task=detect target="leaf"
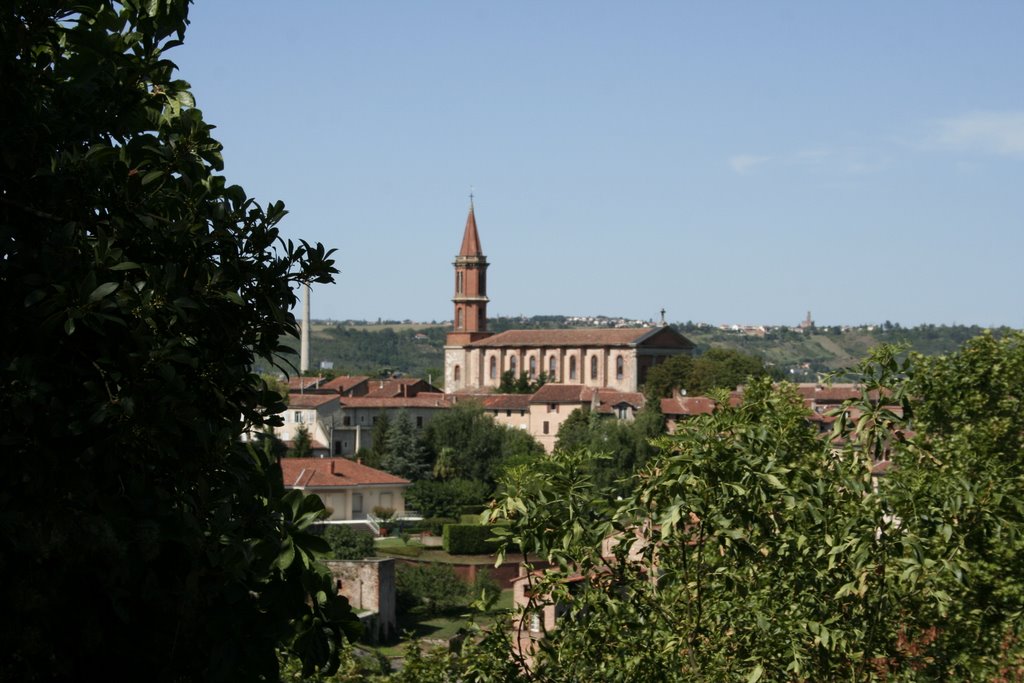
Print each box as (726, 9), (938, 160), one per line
(109, 261), (141, 271)
(746, 664), (764, 683)
(88, 281), (119, 302)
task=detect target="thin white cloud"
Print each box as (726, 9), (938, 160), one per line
(932, 111), (1024, 157)
(728, 154), (769, 174)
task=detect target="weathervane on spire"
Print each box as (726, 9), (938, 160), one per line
(469, 185), (474, 207)
(660, 308), (666, 325)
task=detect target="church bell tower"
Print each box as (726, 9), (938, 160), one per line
(447, 198), (491, 346)
(444, 198), (492, 391)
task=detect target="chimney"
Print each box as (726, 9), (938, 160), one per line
(300, 283), (311, 373)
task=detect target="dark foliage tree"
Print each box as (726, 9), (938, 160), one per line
(289, 423), (313, 457)
(362, 411), (390, 469)
(0, 3), (356, 680)
(381, 410), (430, 480)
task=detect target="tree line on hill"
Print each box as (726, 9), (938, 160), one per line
(293, 318), (1015, 383)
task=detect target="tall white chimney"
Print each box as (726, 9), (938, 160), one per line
(300, 283), (311, 373)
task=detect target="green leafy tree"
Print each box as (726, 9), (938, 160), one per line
(642, 354), (695, 401)
(687, 347), (772, 394)
(470, 338), (1024, 681)
(423, 401), (543, 483)
(0, 3), (356, 680)
(290, 423), (314, 457)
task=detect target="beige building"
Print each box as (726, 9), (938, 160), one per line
(280, 457), (410, 521)
(442, 202), (695, 394)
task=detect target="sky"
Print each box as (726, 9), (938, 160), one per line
(172, 1), (1024, 328)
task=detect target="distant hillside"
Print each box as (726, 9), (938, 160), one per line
(287, 318), (1016, 383)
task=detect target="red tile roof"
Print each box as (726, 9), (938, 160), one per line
(287, 393), (339, 408)
(320, 375), (370, 393)
(280, 457), (410, 488)
(364, 378), (442, 398)
(529, 383), (591, 403)
(466, 327), (667, 348)
(288, 376), (327, 391)
(339, 395), (452, 409)
(660, 396), (719, 416)
(480, 394), (534, 411)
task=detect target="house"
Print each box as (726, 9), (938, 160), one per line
(280, 457), (410, 522)
(275, 392), (343, 456)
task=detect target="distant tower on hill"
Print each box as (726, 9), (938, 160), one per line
(799, 310), (815, 330)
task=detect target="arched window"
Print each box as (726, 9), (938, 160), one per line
(529, 356), (537, 378)
(489, 356), (497, 380)
(590, 355), (598, 380)
(456, 271), (464, 294)
(456, 308), (463, 329)
(548, 356), (557, 380)
(510, 356), (517, 376)
(569, 356), (577, 380)
(454, 365), (461, 382)
(616, 355), (624, 380)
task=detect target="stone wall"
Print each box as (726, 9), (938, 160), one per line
(324, 558), (396, 643)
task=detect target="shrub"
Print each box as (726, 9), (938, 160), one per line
(395, 563), (467, 616)
(406, 517), (458, 535)
(443, 524), (499, 555)
(321, 525), (375, 560)
(405, 479), (491, 518)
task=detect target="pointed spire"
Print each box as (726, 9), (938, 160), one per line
(458, 197), (483, 257)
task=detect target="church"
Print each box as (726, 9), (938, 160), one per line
(443, 202), (695, 393)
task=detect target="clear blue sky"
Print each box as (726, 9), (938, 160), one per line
(173, 1), (1023, 328)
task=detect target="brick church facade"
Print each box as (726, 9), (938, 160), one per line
(443, 202), (695, 393)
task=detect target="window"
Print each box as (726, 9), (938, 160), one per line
(343, 416), (351, 426)
(616, 355), (624, 380)
(617, 405), (628, 419)
(372, 416), (377, 424)
(454, 365), (461, 382)
(293, 410), (303, 423)
(530, 612), (542, 633)
(510, 356), (517, 376)
(352, 493), (363, 514)
(456, 271), (463, 294)
(543, 421), (550, 435)
(548, 403), (557, 413)
(529, 356), (537, 378)
(416, 416), (423, 428)
(506, 409), (512, 417)
(590, 355), (598, 380)
(520, 409), (526, 416)
(333, 440), (341, 455)
(456, 308), (463, 329)
(569, 356), (577, 380)
(548, 356), (557, 380)
(380, 492), (393, 509)
(489, 356), (497, 380)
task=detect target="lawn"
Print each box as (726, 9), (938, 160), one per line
(373, 589), (514, 657)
